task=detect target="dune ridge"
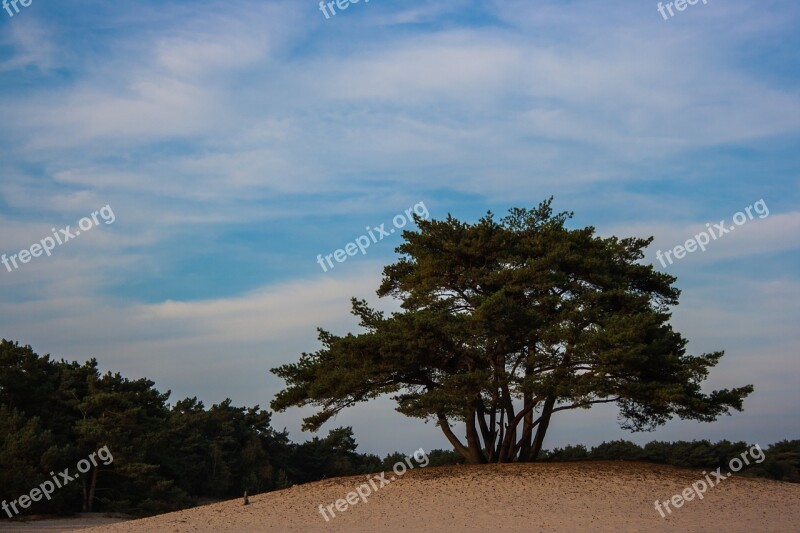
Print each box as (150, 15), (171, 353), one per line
(76, 461), (800, 532)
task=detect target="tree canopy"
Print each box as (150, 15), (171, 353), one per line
(0, 339), (383, 517)
(271, 199), (754, 463)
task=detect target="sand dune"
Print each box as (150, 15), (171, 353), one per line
(76, 461), (800, 532)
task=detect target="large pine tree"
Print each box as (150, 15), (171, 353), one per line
(271, 199), (753, 463)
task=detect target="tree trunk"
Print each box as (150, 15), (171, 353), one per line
(496, 409), (505, 462)
(497, 400), (532, 462)
(465, 404), (487, 464)
(518, 344), (537, 460)
(488, 396), (497, 461)
(497, 383), (517, 462)
(528, 396), (556, 462)
(82, 477), (88, 512)
(87, 465), (98, 512)
(518, 372), (535, 459)
(437, 412), (471, 462)
(518, 403), (534, 460)
(475, 402), (494, 460)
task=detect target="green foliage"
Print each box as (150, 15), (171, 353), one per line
(0, 339), (388, 517)
(591, 440), (645, 460)
(0, 406), (75, 514)
(289, 427), (381, 483)
(542, 444), (589, 460)
(271, 200), (753, 463)
(424, 448), (467, 467)
(745, 440), (800, 482)
(541, 439), (800, 483)
(378, 448), (465, 470)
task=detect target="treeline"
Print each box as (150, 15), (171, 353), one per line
(1, 340), (796, 519)
(541, 439), (800, 482)
(0, 340), (460, 517)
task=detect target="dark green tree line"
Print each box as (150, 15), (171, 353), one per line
(542, 439), (800, 482)
(0, 340), (381, 517)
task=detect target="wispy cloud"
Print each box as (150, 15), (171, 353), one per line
(0, 0), (798, 453)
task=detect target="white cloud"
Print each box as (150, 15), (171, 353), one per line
(3, 0), (799, 212)
(0, 19), (55, 71)
(0, 264), (389, 414)
(1, 0), (798, 454)
(610, 210), (800, 266)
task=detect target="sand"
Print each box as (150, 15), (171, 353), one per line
(70, 461), (799, 532)
(0, 514), (128, 532)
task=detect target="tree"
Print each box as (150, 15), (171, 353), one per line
(74, 370), (172, 512)
(271, 199), (753, 464)
(289, 427), (379, 484)
(755, 440), (800, 482)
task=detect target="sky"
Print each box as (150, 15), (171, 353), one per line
(0, 0), (798, 457)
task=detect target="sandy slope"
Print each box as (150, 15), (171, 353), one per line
(76, 461), (799, 532)
(0, 514), (128, 531)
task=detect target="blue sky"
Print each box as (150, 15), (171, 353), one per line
(1, 0), (798, 456)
